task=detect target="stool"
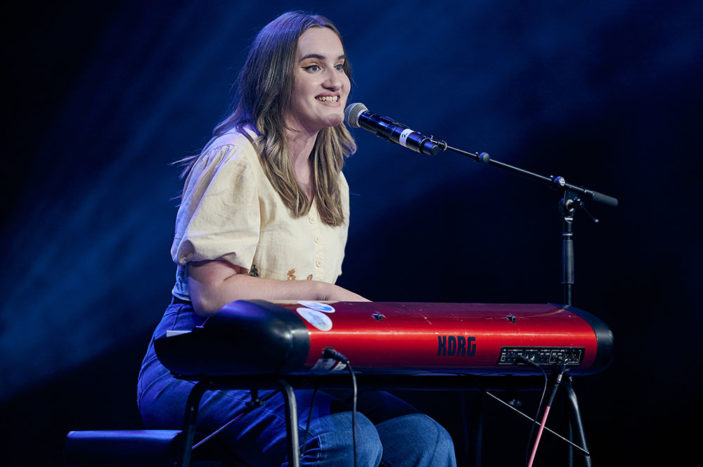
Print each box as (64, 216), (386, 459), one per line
(64, 429), (226, 466)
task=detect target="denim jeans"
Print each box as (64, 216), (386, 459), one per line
(138, 302), (457, 466)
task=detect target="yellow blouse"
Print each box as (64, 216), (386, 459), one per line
(170, 129), (350, 300)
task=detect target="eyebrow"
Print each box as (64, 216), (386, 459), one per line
(298, 53), (346, 63)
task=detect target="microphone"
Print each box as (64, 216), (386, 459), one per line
(344, 103), (441, 156)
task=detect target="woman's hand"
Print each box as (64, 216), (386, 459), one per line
(321, 284), (370, 302)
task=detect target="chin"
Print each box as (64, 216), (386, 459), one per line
(324, 113), (344, 128)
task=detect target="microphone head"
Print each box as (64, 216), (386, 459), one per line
(344, 103), (367, 128)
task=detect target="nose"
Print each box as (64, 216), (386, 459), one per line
(322, 68), (342, 90)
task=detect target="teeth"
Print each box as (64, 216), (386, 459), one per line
(317, 96), (339, 102)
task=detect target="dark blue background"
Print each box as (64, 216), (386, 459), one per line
(2, 1), (701, 465)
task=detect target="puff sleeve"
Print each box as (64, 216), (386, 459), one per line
(170, 143), (260, 271)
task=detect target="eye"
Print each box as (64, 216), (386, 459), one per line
(303, 64), (320, 72)
(335, 63), (345, 72)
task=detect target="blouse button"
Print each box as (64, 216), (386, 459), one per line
(314, 235), (321, 244)
(315, 259), (322, 268)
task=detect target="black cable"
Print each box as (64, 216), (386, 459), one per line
(517, 357), (549, 466)
(299, 385), (319, 462)
(322, 347), (356, 467)
(527, 364), (568, 467)
(347, 362), (358, 467)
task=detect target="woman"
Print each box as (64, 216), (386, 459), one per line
(137, 11), (456, 466)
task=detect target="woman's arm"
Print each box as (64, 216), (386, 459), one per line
(188, 260), (368, 315)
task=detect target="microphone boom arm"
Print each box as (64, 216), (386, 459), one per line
(434, 141), (619, 208)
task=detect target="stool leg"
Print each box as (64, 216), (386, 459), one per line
(180, 381), (209, 467)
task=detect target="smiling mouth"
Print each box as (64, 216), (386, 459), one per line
(316, 96), (339, 102)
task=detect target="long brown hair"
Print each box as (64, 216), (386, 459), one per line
(185, 11), (356, 226)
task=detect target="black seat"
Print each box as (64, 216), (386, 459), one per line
(64, 429), (231, 466)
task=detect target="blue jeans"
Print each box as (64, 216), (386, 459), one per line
(138, 302), (457, 466)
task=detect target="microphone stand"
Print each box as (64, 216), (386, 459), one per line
(430, 140), (617, 467)
(431, 141), (618, 307)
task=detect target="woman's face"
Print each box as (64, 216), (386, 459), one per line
(286, 27), (350, 135)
